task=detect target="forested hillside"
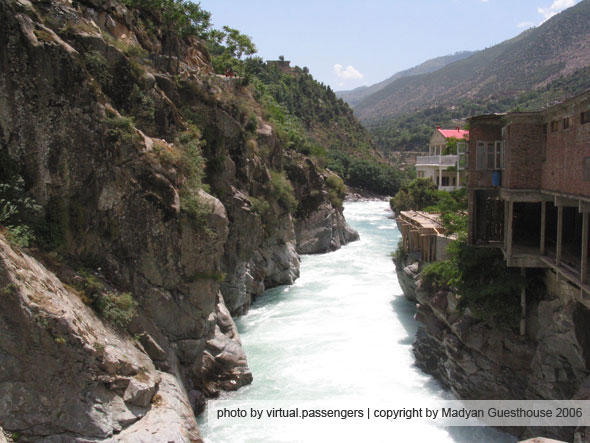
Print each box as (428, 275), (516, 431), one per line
(351, 0), (590, 153)
(336, 51), (474, 107)
(241, 59), (405, 194)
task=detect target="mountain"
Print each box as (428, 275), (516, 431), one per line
(336, 51), (475, 107)
(355, 0), (590, 125)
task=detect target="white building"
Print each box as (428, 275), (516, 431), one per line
(415, 126), (469, 191)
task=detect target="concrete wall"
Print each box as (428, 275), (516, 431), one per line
(429, 131), (446, 155)
(435, 235), (453, 261)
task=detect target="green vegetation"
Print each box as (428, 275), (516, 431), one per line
(0, 173), (40, 249)
(269, 170), (298, 214)
(390, 178), (438, 213)
(74, 270), (138, 329)
(249, 196), (270, 216)
(420, 242), (525, 328)
(104, 115), (135, 142)
(123, 0), (213, 70)
(368, 65), (590, 154)
(390, 178), (467, 235)
(128, 84), (156, 123)
(84, 50), (112, 89)
(176, 128), (210, 224)
(208, 26), (257, 75)
(325, 175), (345, 208)
(95, 292), (138, 328)
(391, 179), (523, 328)
(241, 58), (405, 195)
(327, 151), (404, 195)
(1, 284), (16, 297)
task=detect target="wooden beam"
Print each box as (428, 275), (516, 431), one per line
(540, 201), (546, 255)
(557, 205), (563, 266)
(520, 268), (526, 337)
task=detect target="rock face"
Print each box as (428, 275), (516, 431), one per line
(393, 254), (420, 302)
(0, 235), (200, 442)
(294, 202), (359, 254)
(0, 0), (358, 440)
(396, 255), (590, 441)
(288, 159), (359, 255)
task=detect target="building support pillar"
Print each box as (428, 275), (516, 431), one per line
(557, 205), (563, 266)
(439, 168), (443, 189)
(520, 268), (526, 337)
(507, 200), (514, 261)
(540, 201), (546, 256)
(582, 211), (588, 284)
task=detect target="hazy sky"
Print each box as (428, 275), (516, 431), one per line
(198, 0), (581, 91)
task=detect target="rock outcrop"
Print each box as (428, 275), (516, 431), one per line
(393, 253), (420, 302)
(0, 234), (201, 442)
(0, 0), (358, 440)
(396, 255), (590, 441)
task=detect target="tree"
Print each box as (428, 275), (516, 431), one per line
(124, 0), (213, 71)
(390, 178), (438, 213)
(209, 26), (257, 74)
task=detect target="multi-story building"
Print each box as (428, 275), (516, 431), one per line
(416, 126), (469, 191)
(467, 90), (590, 295)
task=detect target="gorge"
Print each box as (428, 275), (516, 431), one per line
(197, 201), (513, 443)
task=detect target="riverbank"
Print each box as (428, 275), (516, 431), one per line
(394, 249), (590, 442)
(199, 201), (513, 442)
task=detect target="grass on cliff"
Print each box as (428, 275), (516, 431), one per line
(0, 171), (40, 249)
(325, 174), (345, 208)
(269, 170), (298, 214)
(420, 242), (525, 328)
(74, 270), (138, 329)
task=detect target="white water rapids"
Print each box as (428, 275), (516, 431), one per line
(198, 201), (515, 442)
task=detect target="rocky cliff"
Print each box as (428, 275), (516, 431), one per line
(0, 0), (358, 440)
(395, 254), (590, 441)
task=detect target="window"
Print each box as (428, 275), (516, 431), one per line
(550, 120), (559, 132)
(584, 158), (590, 181)
(476, 141), (504, 170)
(563, 117), (570, 130)
(457, 142), (468, 170)
(582, 110), (590, 125)
(417, 171), (424, 178)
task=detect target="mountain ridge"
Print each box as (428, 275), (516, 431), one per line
(354, 0), (590, 124)
(336, 51), (475, 107)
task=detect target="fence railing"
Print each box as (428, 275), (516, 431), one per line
(415, 155), (458, 166)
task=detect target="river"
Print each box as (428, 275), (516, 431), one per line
(198, 200), (515, 443)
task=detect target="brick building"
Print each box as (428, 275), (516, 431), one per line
(468, 90), (590, 296)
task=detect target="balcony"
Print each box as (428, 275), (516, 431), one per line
(415, 155), (458, 167)
(439, 185), (462, 192)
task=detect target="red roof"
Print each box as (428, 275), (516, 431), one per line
(438, 128), (469, 140)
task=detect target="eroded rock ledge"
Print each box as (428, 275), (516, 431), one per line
(395, 254), (590, 442)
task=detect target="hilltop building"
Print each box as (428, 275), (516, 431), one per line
(467, 90), (590, 298)
(415, 127), (468, 191)
(266, 59), (294, 74)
